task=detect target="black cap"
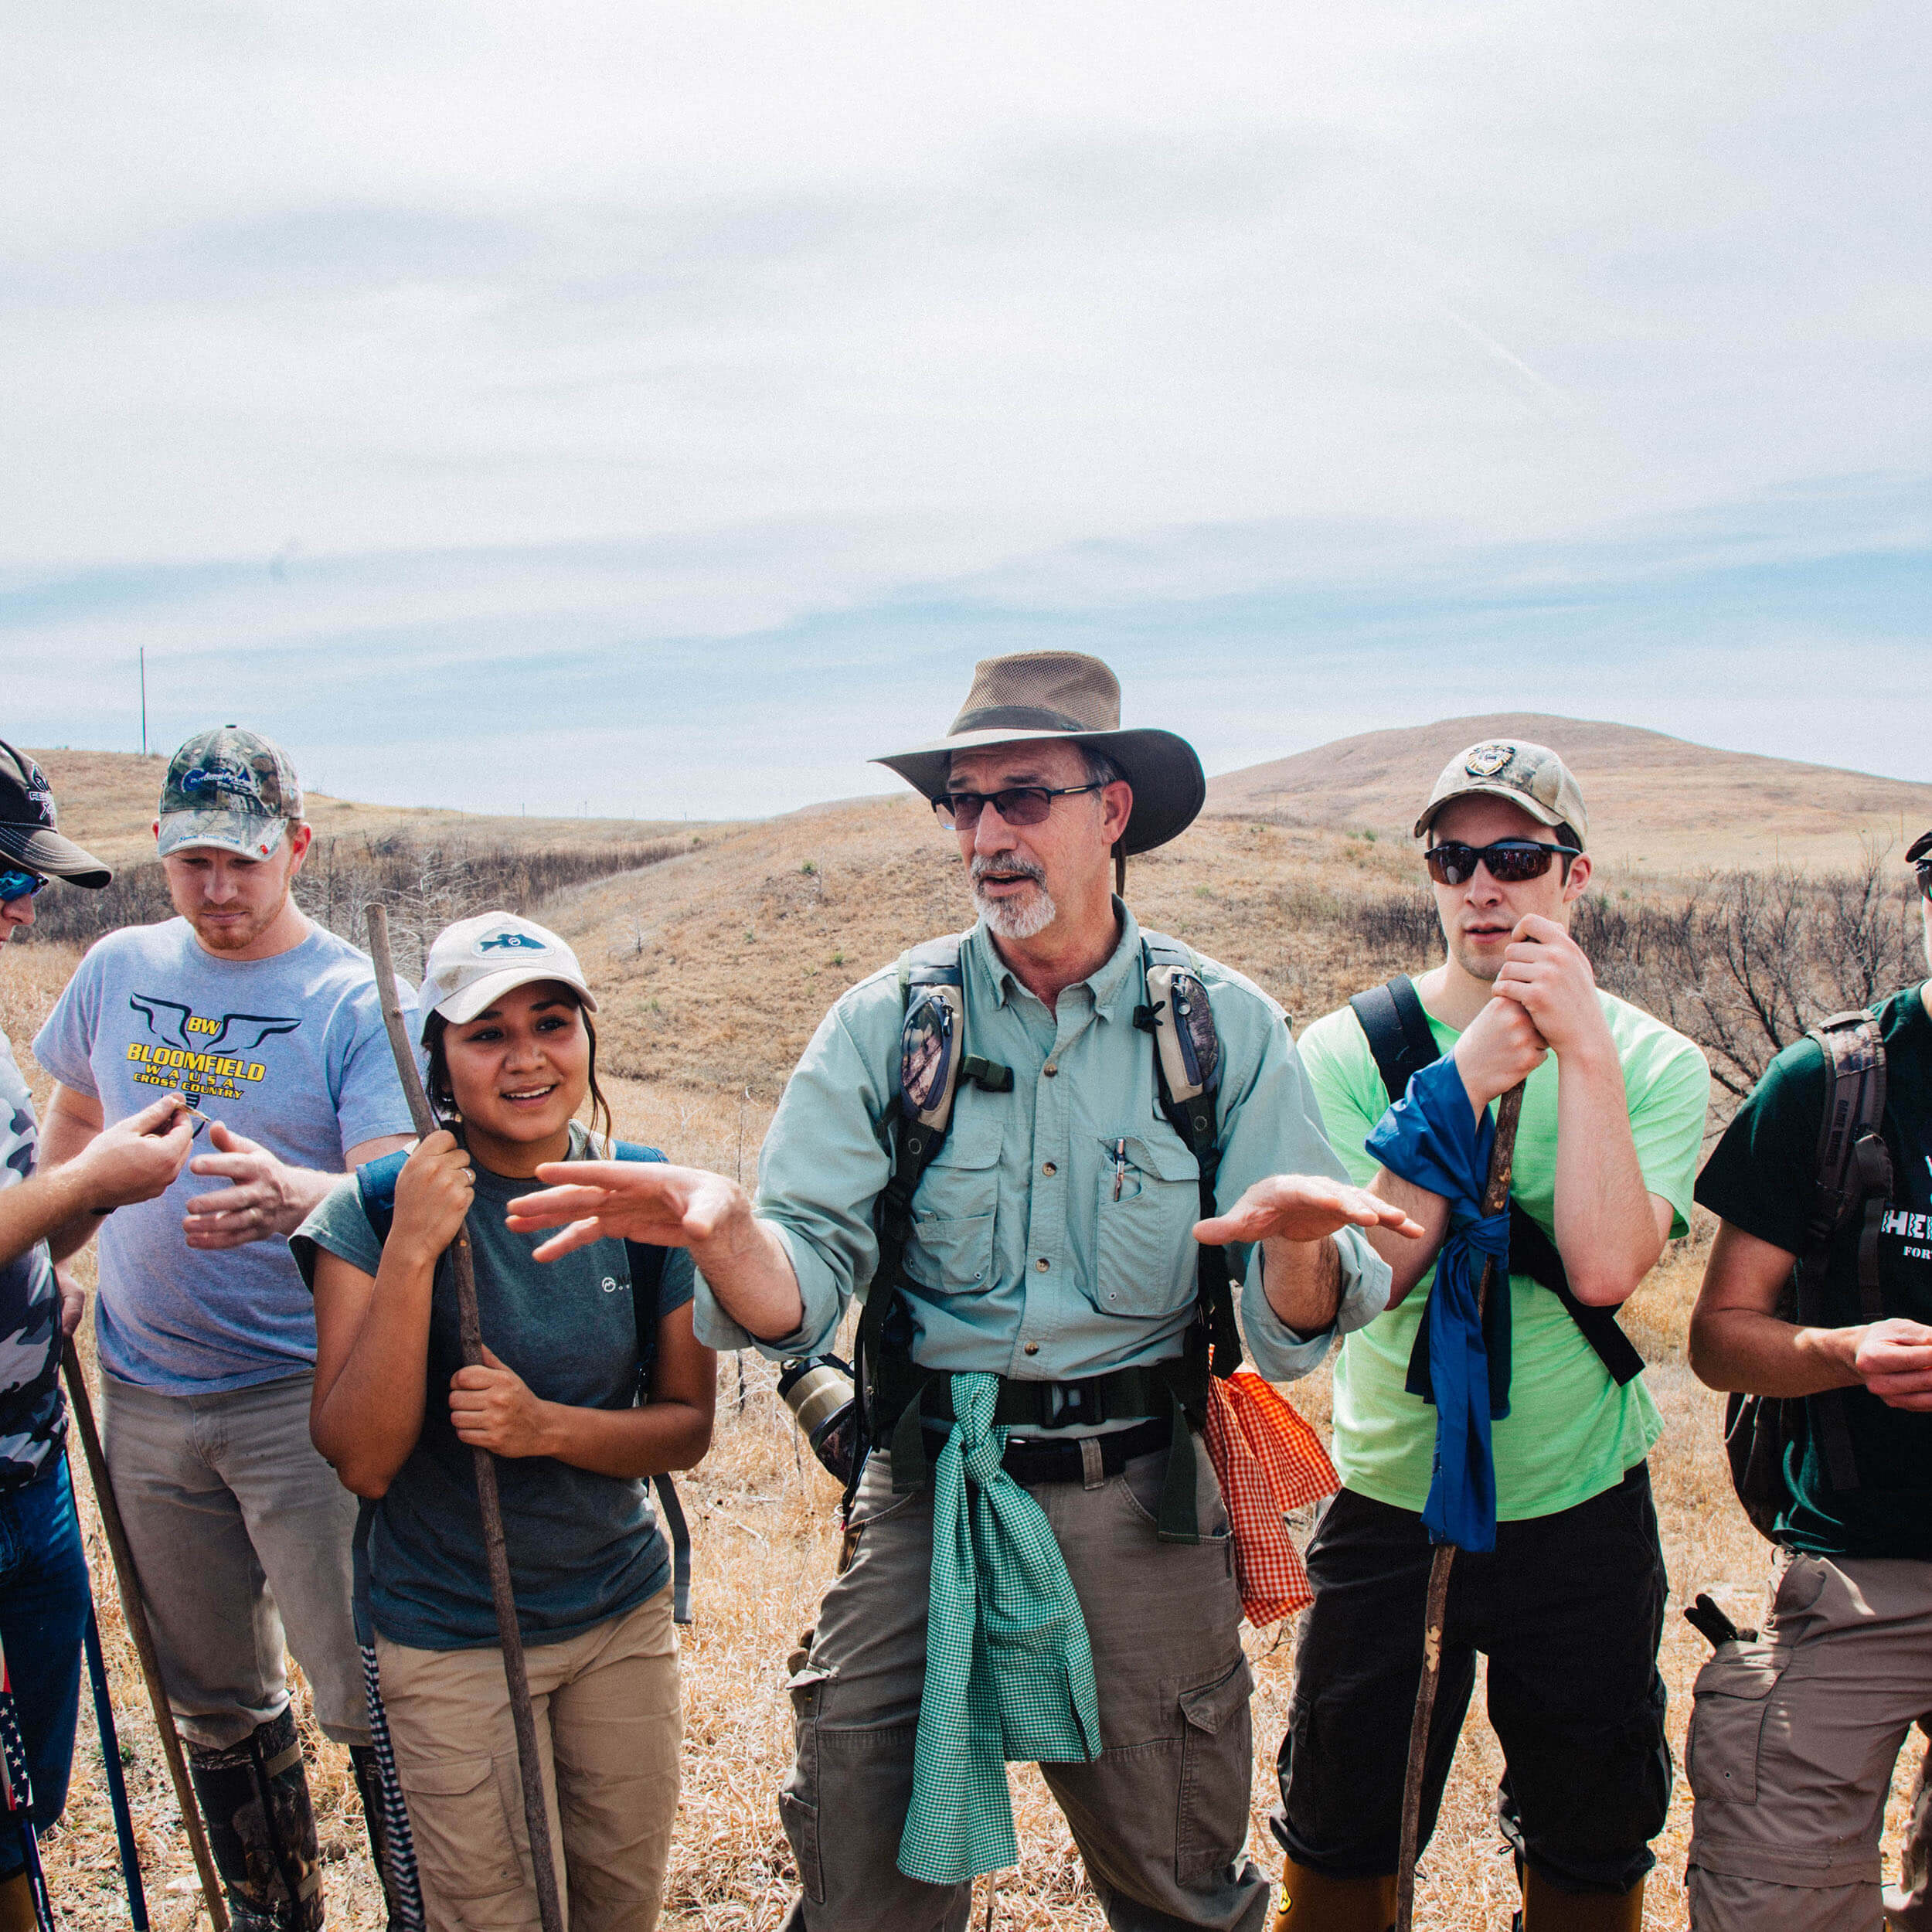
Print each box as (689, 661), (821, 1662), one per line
(0, 742), (112, 889)
(1910, 828), (1932, 866)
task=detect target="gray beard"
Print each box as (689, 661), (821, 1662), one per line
(972, 856), (1057, 940)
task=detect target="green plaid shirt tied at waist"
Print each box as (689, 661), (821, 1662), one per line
(898, 1374), (1101, 1885)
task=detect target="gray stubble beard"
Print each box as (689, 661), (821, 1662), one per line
(971, 855), (1058, 940)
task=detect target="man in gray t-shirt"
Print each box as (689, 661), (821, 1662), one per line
(33, 728), (414, 1932)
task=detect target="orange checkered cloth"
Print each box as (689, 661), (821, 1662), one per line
(1203, 1370), (1338, 1627)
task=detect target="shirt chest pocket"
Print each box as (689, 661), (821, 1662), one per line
(904, 1118), (1002, 1297)
(1090, 1131), (1202, 1318)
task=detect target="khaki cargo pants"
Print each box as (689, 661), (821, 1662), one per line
(779, 1442), (1270, 1932)
(1687, 1549), (1932, 1931)
(376, 1587), (682, 1932)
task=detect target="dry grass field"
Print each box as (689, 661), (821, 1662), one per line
(5, 749), (1925, 1931)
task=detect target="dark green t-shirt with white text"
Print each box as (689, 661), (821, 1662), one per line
(1696, 983), (1932, 1560)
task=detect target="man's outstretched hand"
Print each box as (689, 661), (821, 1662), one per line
(506, 1161), (752, 1262)
(1195, 1174), (1425, 1249)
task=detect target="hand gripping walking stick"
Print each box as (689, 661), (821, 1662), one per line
(365, 906), (565, 1932)
(61, 1342), (228, 1931)
(1393, 1079), (1525, 1932)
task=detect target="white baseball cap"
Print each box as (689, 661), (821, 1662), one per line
(418, 913), (597, 1038)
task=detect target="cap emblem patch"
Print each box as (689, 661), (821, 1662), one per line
(1464, 743), (1513, 778)
(474, 930), (549, 954)
(180, 759), (267, 806)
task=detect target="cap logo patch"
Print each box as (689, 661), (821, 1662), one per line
(181, 759), (267, 806)
(475, 930), (548, 954)
(1464, 743), (1513, 778)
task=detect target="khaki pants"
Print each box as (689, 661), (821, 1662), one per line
(779, 1444), (1270, 1932)
(1687, 1549), (1932, 1931)
(377, 1587), (681, 1932)
(99, 1369), (369, 1748)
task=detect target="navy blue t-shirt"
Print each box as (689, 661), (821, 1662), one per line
(293, 1128), (695, 1650)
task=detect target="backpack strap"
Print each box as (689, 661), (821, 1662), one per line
(355, 1149), (410, 1248)
(1349, 976), (1440, 1107)
(1136, 933), (1240, 1379)
(1799, 1011), (1893, 1494)
(1352, 975), (1646, 1391)
(859, 935), (1018, 1499)
(611, 1141), (689, 1624)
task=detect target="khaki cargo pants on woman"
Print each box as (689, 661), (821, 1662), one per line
(376, 1587), (682, 1932)
(779, 1442), (1270, 1932)
(1687, 1549), (1932, 1932)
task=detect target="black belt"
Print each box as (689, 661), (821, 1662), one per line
(923, 1413), (1173, 1485)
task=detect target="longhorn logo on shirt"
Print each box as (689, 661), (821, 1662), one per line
(128, 994), (301, 1053)
(123, 994), (302, 1103)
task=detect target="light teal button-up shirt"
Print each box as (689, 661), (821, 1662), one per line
(694, 906), (1389, 1382)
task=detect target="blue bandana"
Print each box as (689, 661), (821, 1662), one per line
(1366, 1054), (1513, 1553)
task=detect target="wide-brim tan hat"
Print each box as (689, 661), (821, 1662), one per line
(872, 651), (1205, 856)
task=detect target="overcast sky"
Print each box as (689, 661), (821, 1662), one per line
(4, 2), (1927, 818)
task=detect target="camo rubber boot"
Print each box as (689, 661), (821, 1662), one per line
(186, 1709), (325, 1932)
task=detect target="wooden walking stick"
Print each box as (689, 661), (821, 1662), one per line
(365, 906), (566, 1932)
(1393, 1079), (1526, 1932)
(61, 1342), (230, 1932)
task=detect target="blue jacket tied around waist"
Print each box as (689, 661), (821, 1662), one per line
(1366, 1053), (1513, 1553)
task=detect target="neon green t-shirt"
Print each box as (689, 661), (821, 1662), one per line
(1297, 985), (1710, 1521)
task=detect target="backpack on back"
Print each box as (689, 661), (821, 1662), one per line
(1723, 1010), (1893, 1541)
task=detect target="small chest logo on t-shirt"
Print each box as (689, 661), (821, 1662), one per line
(124, 994), (302, 1104)
(600, 1276), (621, 1294)
(1883, 1208), (1932, 1265)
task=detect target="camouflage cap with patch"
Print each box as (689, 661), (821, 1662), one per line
(157, 726), (304, 859)
(1414, 738), (1588, 849)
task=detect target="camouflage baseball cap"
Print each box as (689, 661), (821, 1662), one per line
(156, 726), (303, 859)
(1414, 738), (1589, 849)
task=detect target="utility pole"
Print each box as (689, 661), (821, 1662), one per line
(139, 648), (148, 756)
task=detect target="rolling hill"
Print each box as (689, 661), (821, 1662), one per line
(1206, 713), (1932, 870)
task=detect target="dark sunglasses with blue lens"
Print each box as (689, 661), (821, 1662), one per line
(0, 868), (49, 903)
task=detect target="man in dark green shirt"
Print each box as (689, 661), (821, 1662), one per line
(1686, 829), (1932, 1930)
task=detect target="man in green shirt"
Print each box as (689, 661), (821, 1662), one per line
(1684, 831), (1932, 1931)
(505, 651), (1414, 1932)
(1273, 740), (1709, 1932)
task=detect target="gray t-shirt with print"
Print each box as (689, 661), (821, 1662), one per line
(32, 917), (417, 1393)
(292, 1135), (695, 1651)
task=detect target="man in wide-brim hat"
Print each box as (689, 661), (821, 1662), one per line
(508, 650), (1415, 1930)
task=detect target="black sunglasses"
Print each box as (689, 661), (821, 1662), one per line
(1916, 860), (1931, 903)
(932, 782), (1108, 831)
(1424, 839), (1580, 886)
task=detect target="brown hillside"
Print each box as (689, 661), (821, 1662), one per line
(22, 747), (715, 872)
(1206, 713), (1932, 871)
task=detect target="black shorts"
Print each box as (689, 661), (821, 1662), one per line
(1273, 1463), (1671, 1896)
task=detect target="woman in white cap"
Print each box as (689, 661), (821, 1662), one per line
(294, 913), (715, 1932)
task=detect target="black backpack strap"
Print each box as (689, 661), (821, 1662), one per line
(1349, 975), (1440, 1107)
(1798, 1012), (1893, 1494)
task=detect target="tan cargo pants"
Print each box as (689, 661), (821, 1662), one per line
(778, 1442), (1270, 1932)
(376, 1587), (681, 1932)
(1686, 1549), (1932, 1932)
